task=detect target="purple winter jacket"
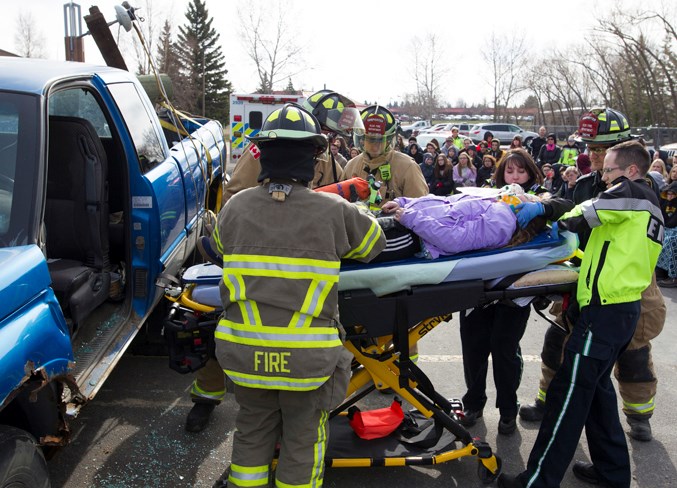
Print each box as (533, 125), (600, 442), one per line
(395, 194), (517, 259)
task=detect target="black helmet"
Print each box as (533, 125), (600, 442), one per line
(578, 107), (632, 146)
(302, 90), (364, 138)
(354, 105), (397, 156)
(248, 103), (327, 153)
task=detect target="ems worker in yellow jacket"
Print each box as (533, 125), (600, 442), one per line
(206, 104), (385, 488)
(185, 91), (364, 432)
(342, 105), (429, 206)
(518, 108), (666, 444)
(499, 140), (664, 488)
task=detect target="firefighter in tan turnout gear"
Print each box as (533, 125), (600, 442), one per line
(342, 104), (429, 206)
(221, 90), (362, 202)
(204, 103), (385, 487)
(185, 90), (365, 432)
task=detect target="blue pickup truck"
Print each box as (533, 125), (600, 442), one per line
(0, 58), (225, 485)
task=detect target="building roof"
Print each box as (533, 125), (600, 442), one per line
(0, 49), (20, 57)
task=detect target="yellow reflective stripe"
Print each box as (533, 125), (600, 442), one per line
(623, 398), (655, 414)
(215, 320), (341, 348)
(190, 381), (225, 401)
(311, 410), (329, 485)
(609, 120), (620, 131)
(223, 254), (340, 282)
(290, 280), (334, 328)
(232, 121), (244, 133)
(537, 388), (547, 403)
(229, 463), (269, 487)
(290, 310), (313, 328)
(212, 225), (224, 255)
(225, 369), (329, 390)
(223, 273), (246, 302)
(343, 221), (381, 259)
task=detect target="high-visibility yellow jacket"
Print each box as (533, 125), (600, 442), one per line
(559, 177), (664, 307)
(210, 181), (385, 391)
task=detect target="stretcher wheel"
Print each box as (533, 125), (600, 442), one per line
(477, 455), (502, 484)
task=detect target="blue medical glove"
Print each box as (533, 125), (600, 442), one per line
(515, 202), (544, 228)
(550, 221), (559, 239)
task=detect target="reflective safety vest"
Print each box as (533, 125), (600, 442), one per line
(210, 182), (385, 391)
(559, 177), (664, 306)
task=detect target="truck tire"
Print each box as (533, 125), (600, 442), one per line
(0, 426), (50, 488)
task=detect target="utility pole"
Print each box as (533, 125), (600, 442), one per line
(63, 1), (84, 61)
(202, 48), (206, 116)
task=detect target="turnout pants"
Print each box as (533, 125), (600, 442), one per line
(228, 354), (350, 488)
(518, 301), (640, 488)
(190, 358), (226, 404)
(537, 276), (665, 418)
(460, 302), (530, 418)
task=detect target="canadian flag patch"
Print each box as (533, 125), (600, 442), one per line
(248, 143), (261, 159)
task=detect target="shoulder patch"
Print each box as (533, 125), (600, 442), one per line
(248, 143), (261, 160)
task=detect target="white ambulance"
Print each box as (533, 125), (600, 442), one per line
(229, 93), (307, 164)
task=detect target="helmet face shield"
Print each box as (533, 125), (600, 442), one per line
(327, 106), (364, 137)
(356, 109), (396, 156)
(304, 90), (364, 138)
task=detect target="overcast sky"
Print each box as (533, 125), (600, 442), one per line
(0, 0), (671, 106)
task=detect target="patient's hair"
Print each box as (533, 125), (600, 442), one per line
(507, 216), (547, 247)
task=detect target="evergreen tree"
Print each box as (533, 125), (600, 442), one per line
(256, 72), (270, 94)
(156, 19), (191, 107)
(283, 77), (296, 95)
(175, 0), (232, 121)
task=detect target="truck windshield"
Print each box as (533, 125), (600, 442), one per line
(0, 92), (39, 248)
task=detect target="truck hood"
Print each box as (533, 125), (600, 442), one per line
(0, 245), (51, 322)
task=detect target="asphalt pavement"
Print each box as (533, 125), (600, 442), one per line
(48, 286), (677, 488)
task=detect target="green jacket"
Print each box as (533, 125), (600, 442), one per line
(558, 146), (579, 166)
(558, 177), (663, 307)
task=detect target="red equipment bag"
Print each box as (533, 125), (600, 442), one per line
(314, 177), (370, 202)
(347, 399), (405, 440)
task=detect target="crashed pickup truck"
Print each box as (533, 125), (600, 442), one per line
(0, 58), (225, 485)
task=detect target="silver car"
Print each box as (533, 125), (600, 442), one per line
(469, 123), (539, 146)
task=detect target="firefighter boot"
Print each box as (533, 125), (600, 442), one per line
(186, 402), (216, 432)
(518, 399), (546, 422)
(627, 415), (652, 442)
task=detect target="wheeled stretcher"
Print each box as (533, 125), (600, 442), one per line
(164, 230), (579, 484)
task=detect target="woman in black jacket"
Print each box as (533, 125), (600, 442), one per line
(536, 133), (562, 167)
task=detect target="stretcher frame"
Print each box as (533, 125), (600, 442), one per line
(165, 261), (576, 484)
(328, 278), (576, 482)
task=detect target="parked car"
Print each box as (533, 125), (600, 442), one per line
(419, 123), (473, 137)
(419, 123), (454, 134)
(414, 131), (454, 150)
(400, 120), (432, 138)
(658, 142), (677, 164)
(469, 123), (539, 146)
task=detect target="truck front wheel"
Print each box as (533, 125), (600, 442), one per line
(0, 426), (50, 488)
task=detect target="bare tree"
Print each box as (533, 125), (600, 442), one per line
(525, 3), (676, 129)
(128, 0), (160, 75)
(409, 33), (448, 121)
(238, 1), (303, 93)
(14, 11), (45, 58)
(481, 32), (529, 122)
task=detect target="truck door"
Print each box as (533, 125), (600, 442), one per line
(105, 81), (187, 313)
